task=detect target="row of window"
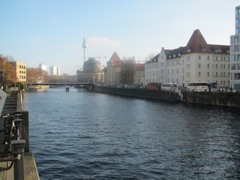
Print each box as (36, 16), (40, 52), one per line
(146, 77), (230, 86)
(185, 63), (230, 69)
(18, 75), (26, 79)
(167, 56), (229, 66)
(231, 64), (240, 70)
(18, 65), (26, 69)
(19, 70), (26, 74)
(230, 54), (240, 61)
(145, 63), (158, 69)
(145, 71), (158, 76)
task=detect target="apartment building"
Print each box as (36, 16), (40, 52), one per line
(230, 5), (240, 90)
(157, 29), (230, 88)
(13, 62), (27, 83)
(50, 65), (61, 76)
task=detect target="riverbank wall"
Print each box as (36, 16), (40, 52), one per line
(91, 85), (240, 108)
(92, 85), (182, 102)
(182, 91), (240, 108)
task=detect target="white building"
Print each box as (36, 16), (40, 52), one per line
(230, 5), (240, 91)
(144, 54), (160, 85)
(38, 63), (48, 72)
(145, 29), (230, 89)
(50, 65), (60, 76)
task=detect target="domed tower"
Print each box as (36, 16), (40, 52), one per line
(77, 58), (103, 84)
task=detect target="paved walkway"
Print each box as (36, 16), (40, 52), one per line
(0, 152), (39, 180)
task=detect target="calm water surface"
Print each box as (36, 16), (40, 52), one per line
(23, 88), (240, 179)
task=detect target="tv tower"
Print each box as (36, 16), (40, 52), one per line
(82, 38), (88, 65)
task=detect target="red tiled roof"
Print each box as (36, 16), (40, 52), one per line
(109, 52), (121, 66)
(164, 29), (230, 60)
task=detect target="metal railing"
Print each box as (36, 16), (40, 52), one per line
(0, 113), (26, 180)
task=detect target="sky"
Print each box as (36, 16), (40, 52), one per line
(0, 0), (239, 75)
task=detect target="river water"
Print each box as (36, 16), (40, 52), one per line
(23, 88), (240, 179)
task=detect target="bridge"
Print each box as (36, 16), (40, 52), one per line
(26, 82), (92, 86)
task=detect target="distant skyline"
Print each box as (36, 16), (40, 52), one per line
(0, 0), (239, 75)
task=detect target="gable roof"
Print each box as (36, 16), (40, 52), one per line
(145, 54), (159, 64)
(185, 29), (212, 53)
(164, 29), (230, 60)
(109, 51), (121, 66)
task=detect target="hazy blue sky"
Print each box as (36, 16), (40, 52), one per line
(0, 0), (239, 75)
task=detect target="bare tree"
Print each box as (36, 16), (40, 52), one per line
(26, 68), (48, 83)
(120, 58), (136, 84)
(0, 55), (17, 87)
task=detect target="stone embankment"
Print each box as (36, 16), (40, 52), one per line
(182, 91), (240, 108)
(91, 85), (240, 109)
(92, 85), (182, 102)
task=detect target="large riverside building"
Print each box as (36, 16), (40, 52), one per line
(145, 29), (230, 88)
(230, 5), (240, 90)
(13, 62), (27, 83)
(76, 58), (103, 83)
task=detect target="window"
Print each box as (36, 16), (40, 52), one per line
(234, 36), (239, 43)
(207, 72), (210, 77)
(207, 64), (210, 68)
(234, 45), (239, 52)
(236, 28), (240, 34)
(198, 63), (201, 68)
(207, 56), (210, 60)
(198, 72), (201, 77)
(231, 64), (236, 70)
(216, 64), (218, 69)
(238, 55), (240, 61)
(199, 55), (201, 60)
(236, 7), (240, 16)
(231, 55), (235, 61)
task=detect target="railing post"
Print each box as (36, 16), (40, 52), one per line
(12, 140), (26, 180)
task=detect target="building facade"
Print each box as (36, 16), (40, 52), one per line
(145, 29), (230, 89)
(144, 54), (159, 85)
(230, 5), (240, 90)
(76, 58), (103, 83)
(50, 65), (60, 76)
(106, 52), (122, 85)
(38, 63), (48, 72)
(13, 62), (26, 83)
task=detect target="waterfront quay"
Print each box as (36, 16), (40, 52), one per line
(92, 85), (240, 109)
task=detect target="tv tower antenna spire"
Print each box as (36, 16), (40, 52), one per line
(82, 37), (88, 65)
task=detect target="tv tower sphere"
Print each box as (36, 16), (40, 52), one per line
(82, 38), (88, 48)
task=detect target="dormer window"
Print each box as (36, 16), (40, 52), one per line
(187, 48), (191, 53)
(202, 47), (206, 52)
